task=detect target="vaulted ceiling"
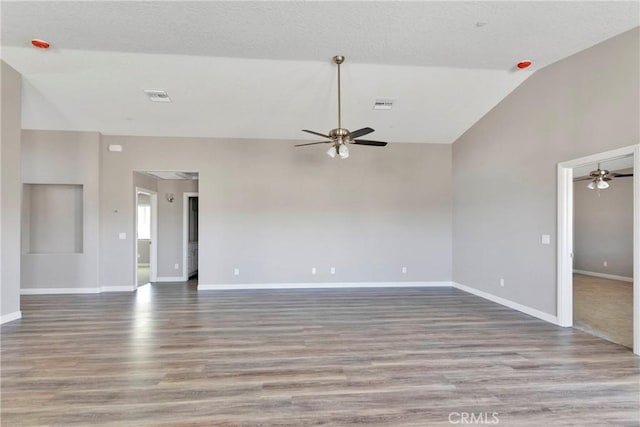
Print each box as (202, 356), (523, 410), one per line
(1, 1), (638, 143)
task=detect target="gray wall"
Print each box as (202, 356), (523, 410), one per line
(452, 28), (639, 315)
(574, 175), (633, 278)
(23, 184), (84, 254)
(1, 61), (22, 320)
(157, 179), (198, 278)
(21, 130), (101, 290)
(100, 136), (452, 287)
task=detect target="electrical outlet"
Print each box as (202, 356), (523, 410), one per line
(118, 232), (126, 240)
(174, 263), (179, 270)
(311, 267), (317, 275)
(500, 278), (505, 287)
(234, 268), (240, 276)
(330, 267), (336, 275)
(402, 266), (407, 274)
(603, 261), (608, 267)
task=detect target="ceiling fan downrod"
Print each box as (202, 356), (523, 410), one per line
(295, 54), (388, 156)
(334, 55), (344, 133)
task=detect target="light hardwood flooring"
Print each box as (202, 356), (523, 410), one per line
(573, 273), (633, 349)
(2, 285), (639, 426)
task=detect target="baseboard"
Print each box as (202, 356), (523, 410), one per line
(198, 281), (452, 290)
(21, 287), (100, 295)
(1, 311), (22, 324)
(452, 282), (558, 325)
(101, 286), (135, 292)
(21, 286), (135, 295)
(573, 270), (633, 283)
(155, 276), (187, 283)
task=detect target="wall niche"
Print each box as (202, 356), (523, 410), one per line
(22, 184), (84, 254)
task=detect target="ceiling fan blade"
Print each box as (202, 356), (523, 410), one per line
(352, 139), (387, 147)
(612, 173), (634, 177)
(295, 141), (330, 147)
(302, 129), (330, 139)
(573, 177), (592, 182)
(349, 127), (375, 139)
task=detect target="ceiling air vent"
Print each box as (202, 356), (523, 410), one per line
(143, 89), (171, 103)
(373, 98), (395, 110)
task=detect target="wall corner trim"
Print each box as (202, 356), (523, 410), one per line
(1, 311), (22, 325)
(198, 281), (452, 290)
(573, 270), (633, 283)
(452, 282), (559, 325)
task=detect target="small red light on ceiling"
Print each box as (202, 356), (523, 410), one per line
(517, 60), (532, 69)
(31, 39), (50, 49)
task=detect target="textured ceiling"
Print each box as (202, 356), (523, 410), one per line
(1, 1), (638, 143)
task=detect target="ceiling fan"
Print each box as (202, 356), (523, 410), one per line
(574, 163), (633, 190)
(295, 55), (388, 159)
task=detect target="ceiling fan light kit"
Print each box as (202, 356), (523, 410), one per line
(296, 55), (389, 159)
(574, 160), (633, 190)
(587, 163), (612, 190)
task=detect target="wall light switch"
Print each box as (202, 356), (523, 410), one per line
(174, 263), (179, 270)
(330, 267), (336, 275)
(234, 268), (240, 276)
(119, 232), (126, 240)
(541, 234), (551, 245)
(402, 266), (407, 274)
(311, 267), (317, 275)
(603, 261), (608, 267)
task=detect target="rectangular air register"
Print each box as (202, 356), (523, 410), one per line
(144, 89), (171, 103)
(373, 98), (395, 110)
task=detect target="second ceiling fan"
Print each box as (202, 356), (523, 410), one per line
(295, 55), (388, 159)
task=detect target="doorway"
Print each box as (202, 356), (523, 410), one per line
(135, 188), (158, 288)
(557, 144), (639, 355)
(183, 192), (199, 281)
(572, 155), (634, 348)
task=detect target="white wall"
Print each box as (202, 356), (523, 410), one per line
(21, 130), (101, 291)
(453, 28), (639, 316)
(100, 136), (453, 288)
(1, 61), (22, 322)
(20, 133), (451, 289)
(574, 174), (633, 278)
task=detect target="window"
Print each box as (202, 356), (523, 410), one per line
(137, 205), (151, 239)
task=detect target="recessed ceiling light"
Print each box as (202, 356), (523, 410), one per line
(476, 21), (488, 27)
(31, 39), (50, 49)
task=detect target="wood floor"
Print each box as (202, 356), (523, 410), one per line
(573, 273), (633, 348)
(2, 285), (639, 426)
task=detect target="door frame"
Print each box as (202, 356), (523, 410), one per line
(135, 187), (158, 289)
(557, 144), (639, 355)
(182, 192), (199, 281)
